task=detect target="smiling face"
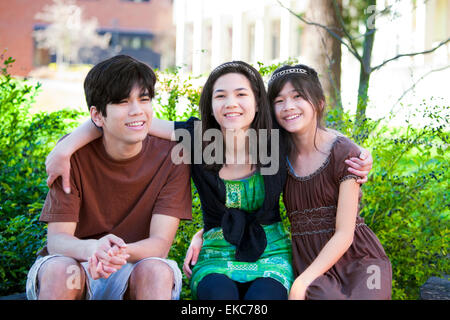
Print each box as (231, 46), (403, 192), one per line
(211, 72), (257, 132)
(273, 81), (318, 135)
(91, 84), (153, 158)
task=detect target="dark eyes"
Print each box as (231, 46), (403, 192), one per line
(118, 97), (150, 104)
(214, 93), (248, 99)
(274, 93), (302, 103)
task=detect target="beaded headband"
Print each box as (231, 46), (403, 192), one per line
(268, 68), (308, 85)
(211, 62), (257, 80)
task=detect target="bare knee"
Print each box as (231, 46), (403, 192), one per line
(134, 259), (173, 281)
(128, 259), (174, 300)
(38, 256), (86, 300)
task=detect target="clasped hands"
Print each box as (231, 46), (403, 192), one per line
(87, 234), (130, 280)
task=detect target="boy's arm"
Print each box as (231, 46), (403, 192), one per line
(124, 214), (180, 262)
(47, 222), (96, 261)
(123, 144), (192, 261)
(47, 222), (128, 277)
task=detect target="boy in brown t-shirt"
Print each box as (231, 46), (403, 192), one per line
(26, 55), (192, 300)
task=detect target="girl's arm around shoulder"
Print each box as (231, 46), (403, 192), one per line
(46, 119), (102, 192)
(148, 117), (176, 141)
(46, 117), (177, 192)
(327, 128), (373, 184)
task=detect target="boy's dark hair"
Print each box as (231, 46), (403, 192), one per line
(84, 55), (157, 116)
(199, 61), (273, 172)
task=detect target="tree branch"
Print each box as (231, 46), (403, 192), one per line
(276, 0), (363, 63)
(372, 38), (450, 72)
(390, 64), (450, 113)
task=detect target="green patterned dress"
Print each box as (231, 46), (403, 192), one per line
(190, 171), (294, 299)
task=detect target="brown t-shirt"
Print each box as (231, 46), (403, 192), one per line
(39, 135), (192, 255)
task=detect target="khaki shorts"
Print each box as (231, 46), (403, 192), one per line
(26, 254), (182, 300)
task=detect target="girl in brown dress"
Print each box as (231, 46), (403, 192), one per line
(267, 65), (392, 300)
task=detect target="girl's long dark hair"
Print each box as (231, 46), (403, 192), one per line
(199, 61), (273, 172)
(267, 64), (326, 157)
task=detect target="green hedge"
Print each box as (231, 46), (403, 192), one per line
(0, 57), (85, 294)
(0, 56), (448, 299)
(327, 105), (449, 299)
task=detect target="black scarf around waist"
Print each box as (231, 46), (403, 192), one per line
(191, 162), (286, 262)
(175, 117), (287, 262)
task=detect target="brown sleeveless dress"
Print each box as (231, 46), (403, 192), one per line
(284, 136), (392, 300)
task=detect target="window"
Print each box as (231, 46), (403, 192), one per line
(130, 37), (142, 49)
(115, 33), (154, 50)
(33, 47), (52, 67)
(32, 24), (53, 66)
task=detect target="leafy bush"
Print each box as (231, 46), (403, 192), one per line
(152, 68), (202, 299)
(0, 56), (86, 294)
(154, 66), (201, 122)
(0, 56), (448, 300)
(326, 101), (449, 299)
(362, 122), (448, 299)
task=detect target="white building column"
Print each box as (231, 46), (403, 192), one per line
(175, 0), (186, 68)
(232, 10), (243, 61)
(211, 12), (223, 68)
(192, 0), (203, 75)
(414, 0), (426, 66)
(254, 6), (265, 63)
(279, 0), (292, 61)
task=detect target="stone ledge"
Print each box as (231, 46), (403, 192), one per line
(420, 275), (450, 300)
(0, 293), (27, 300)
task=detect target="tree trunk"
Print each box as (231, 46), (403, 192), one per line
(356, 0), (376, 126)
(303, 0), (343, 110)
(356, 62), (371, 124)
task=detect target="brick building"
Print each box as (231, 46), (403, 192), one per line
(0, 0), (175, 76)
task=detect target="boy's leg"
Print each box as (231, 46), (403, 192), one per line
(29, 256), (87, 300)
(125, 259), (174, 300)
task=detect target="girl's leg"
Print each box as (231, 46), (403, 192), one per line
(305, 274), (347, 300)
(197, 273), (240, 300)
(243, 277), (288, 300)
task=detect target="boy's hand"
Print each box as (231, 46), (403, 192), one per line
(88, 243), (130, 280)
(86, 235), (129, 279)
